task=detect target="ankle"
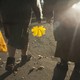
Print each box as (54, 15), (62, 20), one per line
(5, 57), (15, 71)
(61, 59), (68, 64)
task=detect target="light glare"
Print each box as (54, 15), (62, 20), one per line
(72, 2), (80, 9)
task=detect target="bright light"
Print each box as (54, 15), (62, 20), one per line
(72, 2), (80, 9)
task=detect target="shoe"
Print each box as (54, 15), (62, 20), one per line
(70, 62), (80, 80)
(19, 54), (31, 66)
(75, 62), (80, 69)
(52, 62), (68, 80)
(5, 57), (15, 72)
(56, 61), (68, 70)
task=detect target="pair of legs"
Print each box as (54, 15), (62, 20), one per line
(52, 58), (80, 80)
(5, 44), (31, 72)
(4, 24), (31, 72)
(57, 59), (80, 77)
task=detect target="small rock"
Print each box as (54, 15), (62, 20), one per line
(15, 61), (20, 64)
(21, 76), (25, 79)
(68, 61), (74, 65)
(37, 66), (45, 71)
(32, 66), (37, 70)
(14, 71), (18, 74)
(16, 58), (21, 64)
(13, 71), (18, 76)
(38, 55), (43, 59)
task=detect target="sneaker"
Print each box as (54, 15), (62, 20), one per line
(5, 57), (15, 72)
(19, 54), (31, 66)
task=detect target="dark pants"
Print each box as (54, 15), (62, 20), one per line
(3, 23), (29, 49)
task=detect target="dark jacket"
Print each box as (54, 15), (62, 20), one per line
(1, 0), (41, 24)
(43, 0), (80, 20)
(43, 0), (80, 62)
(0, 0), (42, 49)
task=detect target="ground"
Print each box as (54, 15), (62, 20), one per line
(0, 21), (75, 80)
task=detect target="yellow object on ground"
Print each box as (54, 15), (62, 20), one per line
(31, 25), (46, 37)
(0, 31), (7, 53)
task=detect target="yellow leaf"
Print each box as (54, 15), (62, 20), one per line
(31, 25), (46, 37)
(38, 29), (42, 37)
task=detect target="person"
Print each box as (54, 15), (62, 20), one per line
(43, 0), (80, 80)
(0, 0), (42, 72)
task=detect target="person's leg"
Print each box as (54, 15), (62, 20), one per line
(74, 62), (80, 79)
(8, 45), (16, 57)
(5, 45), (16, 71)
(20, 44), (31, 66)
(52, 58), (68, 80)
(70, 62), (80, 80)
(21, 46), (27, 56)
(20, 25), (31, 65)
(57, 59), (68, 69)
(3, 26), (16, 71)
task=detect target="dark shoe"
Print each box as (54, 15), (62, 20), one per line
(75, 62), (80, 69)
(56, 61), (68, 70)
(5, 57), (15, 72)
(19, 54), (31, 66)
(70, 62), (80, 80)
(52, 62), (68, 80)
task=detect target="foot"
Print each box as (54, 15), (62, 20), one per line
(70, 63), (80, 80)
(56, 62), (68, 70)
(75, 62), (80, 69)
(52, 62), (68, 80)
(19, 54), (31, 66)
(5, 57), (15, 72)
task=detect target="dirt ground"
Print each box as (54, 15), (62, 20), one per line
(0, 21), (75, 80)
